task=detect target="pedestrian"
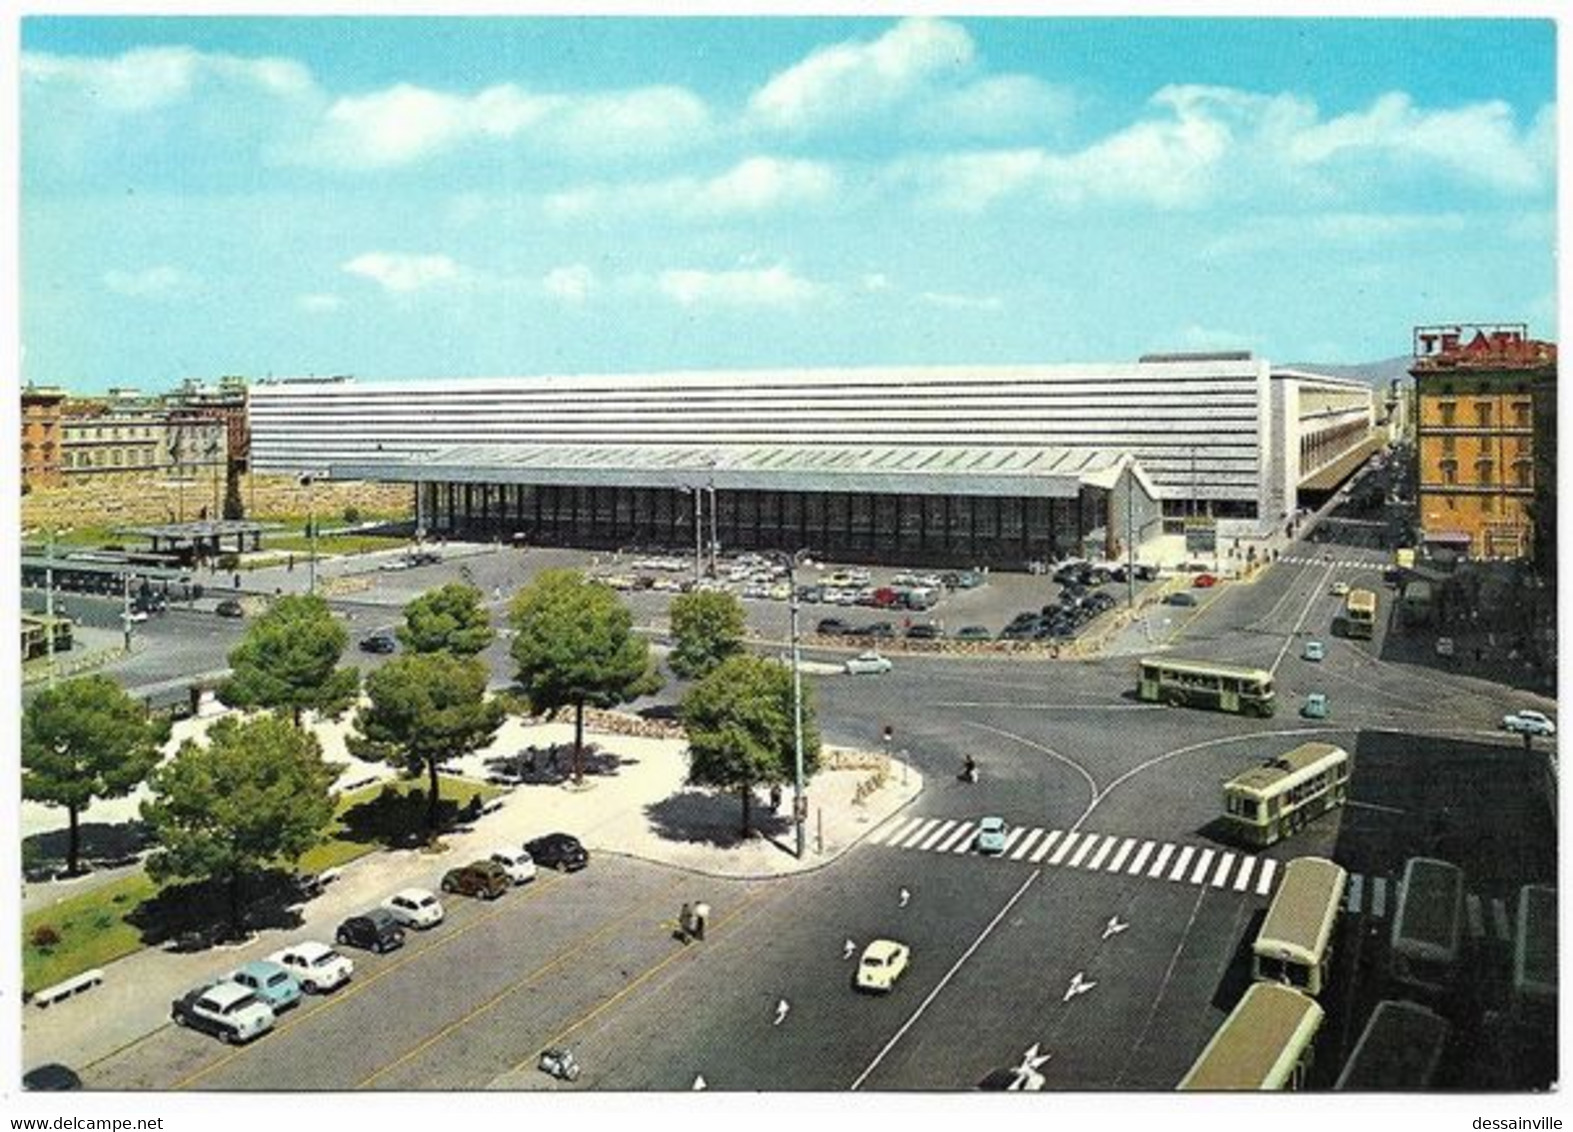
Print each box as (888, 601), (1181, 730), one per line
(287, 553), (294, 572)
(693, 901), (710, 941)
(770, 784), (783, 813)
(678, 902), (693, 943)
(233, 573), (241, 589)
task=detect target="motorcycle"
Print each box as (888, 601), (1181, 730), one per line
(958, 761), (979, 784)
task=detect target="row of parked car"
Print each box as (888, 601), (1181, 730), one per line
(169, 834), (589, 1045)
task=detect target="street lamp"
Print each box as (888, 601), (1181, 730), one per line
(706, 477), (719, 577)
(299, 473), (318, 595)
(779, 547), (813, 859)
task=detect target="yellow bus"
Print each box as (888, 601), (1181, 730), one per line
(1334, 1000), (1450, 1090)
(1390, 857), (1465, 996)
(1253, 856), (1347, 996)
(1222, 743), (1351, 847)
(1512, 884), (1556, 1023)
(1178, 982), (1324, 1091)
(1343, 589), (1378, 639)
(1137, 657), (1276, 717)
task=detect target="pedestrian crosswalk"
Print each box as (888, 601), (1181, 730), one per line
(865, 814), (1281, 897)
(1343, 873), (1515, 945)
(1279, 554), (1386, 570)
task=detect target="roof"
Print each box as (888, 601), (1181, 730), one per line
(1179, 983), (1324, 1090)
(1391, 858), (1463, 957)
(117, 520), (272, 540)
(1515, 885), (1557, 998)
(1335, 1001), (1451, 1090)
(1256, 857), (1347, 963)
(329, 442), (1161, 500)
(1300, 432), (1386, 491)
(1141, 657), (1274, 682)
(1227, 743), (1347, 795)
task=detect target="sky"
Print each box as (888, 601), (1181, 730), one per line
(18, 15), (1559, 393)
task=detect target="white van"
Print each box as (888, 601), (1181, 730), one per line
(490, 847), (538, 885)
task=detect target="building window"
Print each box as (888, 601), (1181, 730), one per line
(1477, 460), (1495, 486)
(1515, 462), (1532, 488)
(1476, 402), (1493, 428)
(1441, 461), (1458, 486)
(1514, 402), (1532, 428)
(1441, 434), (1456, 455)
(1439, 402), (1456, 427)
(1482, 494), (1495, 514)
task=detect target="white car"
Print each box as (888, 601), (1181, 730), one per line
(489, 847), (538, 885)
(855, 939), (911, 993)
(845, 651), (893, 675)
(383, 888), (445, 930)
(1330, 581), (1351, 596)
(1503, 710), (1556, 737)
(267, 941), (354, 994)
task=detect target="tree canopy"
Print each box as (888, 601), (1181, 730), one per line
(681, 654), (821, 834)
(667, 590), (747, 679)
(398, 582), (495, 656)
(219, 594), (360, 726)
(350, 652), (504, 836)
(509, 568), (658, 782)
(23, 675), (171, 876)
(141, 714), (339, 933)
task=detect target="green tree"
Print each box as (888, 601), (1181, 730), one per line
(22, 676), (171, 876)
(219, 594), (360, 726)
(350, 652), (505, 837)
(141, 714), (339, 935)
(222, 466), (245, 521)
(509, 569), (658, 783)
(398, 583), (495, 656)
(668, 590), (747, 679)
(681, 654), (821, 835)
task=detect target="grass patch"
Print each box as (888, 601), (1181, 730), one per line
(23, 873), (158, 995)
(263, 533), (409, 557)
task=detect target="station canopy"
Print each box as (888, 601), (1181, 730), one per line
(330, 442), (1160, 500)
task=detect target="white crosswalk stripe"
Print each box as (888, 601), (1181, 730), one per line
(1049, 832), (1081, 867)
(950, 824), (979, 854)
(1108, 838), (1136, 873)
(1148, 843), (1175, 878)
(1232, 856), (1256, 892)
(1190, 849), (1215, 885)
(1030, 830), (1061, 862)
(936, 822), (975, 854)
(916, 819), (957, 851)
(1169, 846), (1195, 882)
(1492, 898), (1511, 942)
(1466, 893), (1485, 939)
(1345, 872), (1365, 912)
(869, 816), (923, 846)
(1010, 829), (1043, 861)
(896, 818), (941, 850)
(1128, 841), (1155, 875)
(1371, 876), (1388, 919)
(998, 827), (1027, 855)
(1068, 835), (1099, 868)
(1085, 835), (1117, 871)
(1255, 858), (1277, 896)
(1210, 852), (1235, 888)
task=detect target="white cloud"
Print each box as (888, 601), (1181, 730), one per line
(342, 252), (466, 293)
(546, 156), (837, 222)
(103, 265), (198, 298)
(862, 273), (892, 293)
(656, 264), (822, 308)
(23, 46), (313, 113)
(919, 291), (1002, 311)
(750, 18), (974, 132)
(297, 292), (344, 313)
(544, 265), (596, 303)
(916, 74), (1074, 139)
(1172, 324), (1257, 352)
(1203, 212), (1470, 257)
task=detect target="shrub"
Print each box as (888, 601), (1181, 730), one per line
(342, 505), (362, 525)
(29, 925), (60, 950)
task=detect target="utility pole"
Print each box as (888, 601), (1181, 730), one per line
(300, 473), (318, 596)
(690, 487), (703, 583)
(707, 479), (719, 576)
(122, 570), (133, 653)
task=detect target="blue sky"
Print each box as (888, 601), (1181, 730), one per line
(19, 16), (1558, 392)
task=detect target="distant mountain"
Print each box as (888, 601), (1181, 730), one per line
(1287, 356), (1414, 387)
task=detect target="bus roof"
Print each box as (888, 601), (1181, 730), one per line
(1514, 885), (1557, 1001)
(1255, 856), (1348, 967)
(1346, 589), (1378, 612)
(1391, 858), (1464, 959)
(1334, 1000), (1450, 1090)
(1139, 657), (1273, 683)
(1179, 983), (1324, 1090)
(1225, 743), (1349, 797)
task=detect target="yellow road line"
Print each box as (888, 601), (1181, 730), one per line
(356, 873), (692, 1089)
(172, 874), (563, 1090)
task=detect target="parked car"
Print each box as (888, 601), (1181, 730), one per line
(227, 960), (302, 1013)
(1330, 581), (1351, 596)
(816, 618), (852, 636)
(440, 860), (512, 900)
(170, 981), (276, 1044)
(21, 1064), (82, 1091)
(267, 941), (354, 993)
(855, 939), (912, 993)
(214, 599), (245, 618)
(952, 625), (993, 641)
(489, 846), (538, 885)
(1302, 640), (1326, 662)
(358, 631), (397, 654)
(1165, 592), (1198, 607)
(527, 832), (589, 872)
(845, 651), (893, 675)
(975, 816), (1008, 855)
(858, 622), (896, 639)
(1192, 574), (1218, 588)
(904, 623), (941, 640)
(383, 888), (445, 929)
(1503, 710), (1556, 737)
(336, 909), (406, 953)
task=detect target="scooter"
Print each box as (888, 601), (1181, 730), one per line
(958, 762), (979, 784)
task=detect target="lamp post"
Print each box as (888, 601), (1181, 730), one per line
(1126, 469), (1137, 609)
(781, 548), (811, 859)
(300, 473), (318, 596)
(44, 525), (58, 686)
(707, 478), (719, 577)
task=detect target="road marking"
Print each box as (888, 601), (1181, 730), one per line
(1030, 830), (1061, 863)
(1255, 858), (1278, 896)
(950, 823), (980, 854)
(1115, 885), (1208, 1087)
(1048, 832), (1081, 866)
(1189, 849), (1215, 885)
(870, 816), (923, 846)
(1085, 836), (1117, 871)
(1347, 799), (1408, 816)
(897, 818), (941, 849)
(1107, 838), (1136, 873)
(1232, 857), (1256, 892)
(1128, 841), (1155, 875)
(1010, 829), (1043, 861)
(916, 820), (957, 851)
(850, 870), (1042, 1091)
(1371, 876), (1388, 919)
(1466, 893), (1485, 939)
(1167, 846), (1194, 882)
(998, 827), (1027, 855)
(1148, 843), (1174, 878)
(1068, 835), (1099, 868)
(1346, 872), (1364, 912)
(1271, 561), (1337, 675)
(1492, 898), (1511, 942)
(1208, 852), (1233, 888)
(935, 822), (975, 853)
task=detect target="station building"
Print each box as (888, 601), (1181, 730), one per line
(248, 353), (1378, 567)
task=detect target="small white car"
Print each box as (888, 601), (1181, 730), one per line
(1330, 581), (1351, 597)
(383, 888), (445, 930)
(489, 847), (538, 885)
(845, 651), (893, 675)
(856, 939), (911, 993)
(1503, 710), (1556, 737)
(1303, 640), (1326, 662)
(1435, 637), (1455, 657)
(267, 941), (354, 994)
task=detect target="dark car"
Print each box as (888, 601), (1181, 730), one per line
(214, 599), (245, 618)
(359, 631), (398, 654)
(408, 550), (442, 566)
(860, 621), (896, 639)
(22, 1064), (82, 1091)
(441, 860), (512, 900)
(335, 908), (406, 954)
(527, 833), (589, 872)
(1165, 592), (1198, 607)
(637, 703), (682, 723)
(952, 625), (993, 641)
(904, 623), (941, 640)
(816, 618), (852, 636)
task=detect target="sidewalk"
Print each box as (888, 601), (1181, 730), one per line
(21, 709), (923, 1074)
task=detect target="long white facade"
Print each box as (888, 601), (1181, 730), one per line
(249, 355), (1375, 536)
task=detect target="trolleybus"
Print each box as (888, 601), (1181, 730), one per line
(1343, 588), (1378, 639)
(1137, 657), (1275, 717)
(1178, 982), (1324, 1091)
(1389, 857), (1465, 996)
(1252, 856), (1347, 995)
(1334, 1000), (1450, 1090)
(1222, 743), (1352, 847)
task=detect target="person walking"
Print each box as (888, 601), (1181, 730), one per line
(678, 903), (693, 943)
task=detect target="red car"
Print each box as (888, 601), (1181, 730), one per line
(1192, 574), (1218, 588)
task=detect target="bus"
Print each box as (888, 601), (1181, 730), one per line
(1399, 580), (1434, 627)
(1334, 1000), (1451, 1090)
(1223, 743), (1352, 848)
(1252, 856), (1348, 995)
(1511, 884), (1556, 1024)
(1389, 857), (1465, 996)
(1137, 657), (1276, 717)
(1178, 982), (1324, 1091)
(1343, 589), (1378, 639)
